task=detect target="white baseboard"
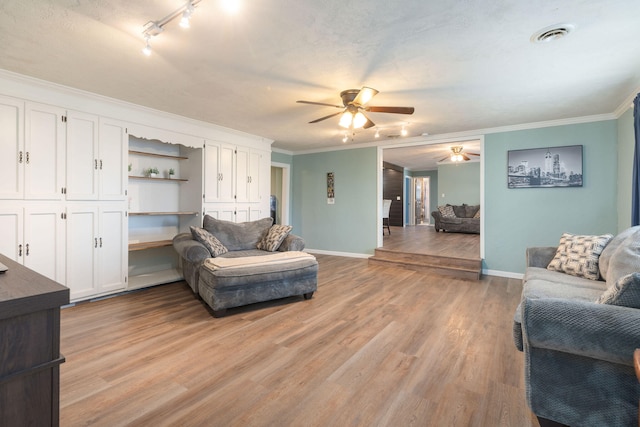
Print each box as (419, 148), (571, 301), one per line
(483, 269), (524, 280)
(305, 248), (371, 259)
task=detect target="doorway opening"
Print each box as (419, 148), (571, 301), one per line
(410, 177), (430, 225)
(270, 162), (290, 225)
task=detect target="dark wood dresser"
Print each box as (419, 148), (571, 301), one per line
(0, 254), (69, 426)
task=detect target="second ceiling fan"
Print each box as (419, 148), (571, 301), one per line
(297, 87), (414, 130)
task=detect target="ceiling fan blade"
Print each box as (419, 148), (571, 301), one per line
(308, 111), (343, 124)
(363, 117), (376, 129)
(466, 152), (480, 156)
(352, 87), (379, 106)
(366, 106), (415, 115)
(297, 100), (343, 109)
(462, 154), (470, 161)
(438, 155), (450, 162)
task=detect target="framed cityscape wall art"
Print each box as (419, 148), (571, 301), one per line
(507, 145), (583, 188)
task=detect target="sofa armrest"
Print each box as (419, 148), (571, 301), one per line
(172, 233), (211, 263)
(522, 297), (640, 366)
(526, 246), (557, 268)
(278, 233), (305, 252)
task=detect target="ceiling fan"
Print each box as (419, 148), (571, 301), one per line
(297, 87), (414, 130)
(440, 146), (480, 162)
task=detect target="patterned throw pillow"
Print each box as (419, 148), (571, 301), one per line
(438, 205), (456, 218)
(473, 209), (480, 219)
(257, 225), (293, 252)
(547, 233), (613, 280)
(190, 226), (228, 257)
(596, 272), (640, 308)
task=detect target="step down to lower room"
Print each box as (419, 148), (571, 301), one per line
(368, 247), (482, 280)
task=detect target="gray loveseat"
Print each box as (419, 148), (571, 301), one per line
(173, 216), (318, 317)
(431, 204), (480, 234)
(513, 226), (640, 427)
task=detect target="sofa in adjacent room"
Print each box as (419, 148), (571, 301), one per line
(431, 204), (480, 234)
(513, 227), (640, 427)
(173, 215), (318, 317)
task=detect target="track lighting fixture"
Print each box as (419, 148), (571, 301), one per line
(141, 0), (202, 55)
(374, 128), (380, 138)
(342, 133), (349, 143)
(401, 124), (408, 136)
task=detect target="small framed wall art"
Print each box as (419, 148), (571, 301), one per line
(327, 172), (335, 204)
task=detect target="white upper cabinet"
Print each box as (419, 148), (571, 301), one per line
(98, 119), (127, 200)
(66, 113), (127, 201)
(0, 96), (24, 199)
(25, 102), (66, 200)
(204, 140), (235, 203)
(66, 110), (99, 200)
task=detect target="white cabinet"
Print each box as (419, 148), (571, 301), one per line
(66, 204), (126, 301)
(204, 140), (235, 203)
(0, 205), (65, 283)
(236, 147), (264, 203)
(66, 114), (127, 201)
(0, 95), (24, 199)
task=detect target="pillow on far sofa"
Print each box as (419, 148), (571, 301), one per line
(438, 205), (456, 218)
(257, 224), (293, 252)
(547, 232), (613, 281)
(596, 272), (640, 309)
(190, 226), (228, 257)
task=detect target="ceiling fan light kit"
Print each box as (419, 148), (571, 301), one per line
(297, 86), (415, 137)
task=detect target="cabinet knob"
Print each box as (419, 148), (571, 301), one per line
(18, 244), (22, 257)
(95, 238), (98, 248)
(25, 243), (29, 256)
(18, 151), (23, 164)
(25, 152), (30, 164)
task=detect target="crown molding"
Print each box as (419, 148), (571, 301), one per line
(271, 147), (295, 156)
(613, 88), (639, 118)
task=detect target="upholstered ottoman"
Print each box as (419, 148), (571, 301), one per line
(198, 251), (318, 317)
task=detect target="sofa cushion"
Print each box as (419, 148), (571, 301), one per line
(465, 205), (480, 218)
(452, 205), (466, 218)
(604, 227), (640, 285)
(203, 216), (273, 251)
(547, 233), (613, 280)
(190, 226), (228, 257)
(596, 272), (640, 308)
(257, 224), (292, 252)
(524, 267), (607, 290)
(438, 205), (456, 218)
(599, 226), (640, 279)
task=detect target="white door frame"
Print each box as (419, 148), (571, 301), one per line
(271, 162), (290, 225)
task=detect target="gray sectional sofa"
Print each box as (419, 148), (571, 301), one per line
(173, 216), (318, 317)
(513, 226), (640, 427)
(431, 204), (480, 233)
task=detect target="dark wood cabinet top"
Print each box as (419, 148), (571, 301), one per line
(0, 254), (69, 320)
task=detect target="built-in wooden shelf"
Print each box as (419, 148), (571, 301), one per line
(129, 211), (198, 216)
(128, 175), (188, 182)
(128, 150), (188, 160)
(128, 240), (173, 251)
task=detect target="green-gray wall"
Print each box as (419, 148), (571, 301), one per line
(617, 108), (634, 231)
(484, 120), (618, 273)
(437, 162), (480, 205)
(291, 148), (378, 255)
(287, 117), (629, 274)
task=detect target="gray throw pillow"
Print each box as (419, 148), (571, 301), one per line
(547, 232), (613, 280)
(599, 226), (640, 280)
(603, 227), (640, 285)
(190, 226), (228, 257)
(596, 272), (640, 308)
(203, 215), (273, 251)
(438, 205), (456, 218)
(257, 225), (293, 252)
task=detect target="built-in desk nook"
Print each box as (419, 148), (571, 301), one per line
(0, 254), (69, 426)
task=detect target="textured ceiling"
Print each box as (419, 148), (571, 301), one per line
(1, 0), (639, 164)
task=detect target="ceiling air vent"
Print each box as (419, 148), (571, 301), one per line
(531, 23), (575, 43)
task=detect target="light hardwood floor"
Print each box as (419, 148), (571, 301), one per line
(60, 255), (538, 427)
(382, 225), (480, 259)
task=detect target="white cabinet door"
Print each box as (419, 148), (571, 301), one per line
(248, 149), (263, 203)
(66, 111), (99, 200)
(236, 147), (249, 203)
(0, 207), (22, 260)
(24, 102), (65, 200)
(98, 206), (126, 293)
(24, 206), (65, 283)
(66, 205), (99, 300)
(204, 204), (236, 222)
(0, 96), (24, 199)
(99, 119), (127, 200)
(204, 141), (235, 203)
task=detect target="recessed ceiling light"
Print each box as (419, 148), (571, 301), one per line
(531, 23), (575, 44)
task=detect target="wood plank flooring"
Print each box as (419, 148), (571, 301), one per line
(59, 255), (538, 427)
(381, 225), (480, 259)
